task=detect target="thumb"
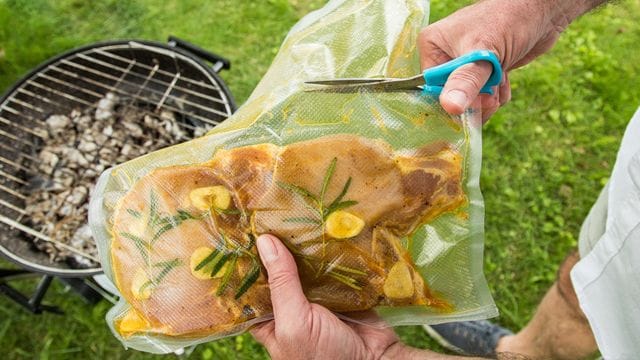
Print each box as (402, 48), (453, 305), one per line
(439, 61), (493, 115)
(256, 234), (311, 326)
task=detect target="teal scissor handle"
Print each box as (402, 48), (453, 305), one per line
(422, 50), (502, 96)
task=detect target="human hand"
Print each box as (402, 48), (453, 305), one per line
(418, 0), (603, 121)
(250, 234), (403, 360)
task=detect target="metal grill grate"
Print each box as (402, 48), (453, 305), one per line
(0, 40), (235, 276)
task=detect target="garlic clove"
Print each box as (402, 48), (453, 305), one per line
(325, 210), (365, 239)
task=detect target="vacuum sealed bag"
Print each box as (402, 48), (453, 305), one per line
(89, 0), (497, 353)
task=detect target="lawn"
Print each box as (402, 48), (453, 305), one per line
(1, 0), (639, 358)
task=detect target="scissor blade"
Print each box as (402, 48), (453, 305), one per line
(305, 78), (390, 85)
(305, 74), (425, 92)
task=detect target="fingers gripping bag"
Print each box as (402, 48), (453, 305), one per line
(89, 0), (497, 353)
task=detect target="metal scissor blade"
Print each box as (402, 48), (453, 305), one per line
(305, 78), (390, 85)
(305, 74), (424, 92)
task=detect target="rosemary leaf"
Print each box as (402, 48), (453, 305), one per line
(120, 232), (149, 262)
(210, 252), (231, 278)
(283, 217), (322, 225)
(328, 272), (363, 291)
(194, 248), (220, 271)
(126, 209), (142, 218)
(245, 233), (256, 249)
(216, 253), (238, 296)
(214, 208), (241, 215)
(151, 223), (173, 243)
(175, 209), (197, 220)
(153, 258), (182, 284)
(149, 190), (159, 227)
(151, 210), (196, 242)
(324, 200), (358, 218)
(303, 202), (323, 216)
(234, 261), (260, 299)
(277, 181), (319, 203)
(331, 264), (367, 276)
(328, 177), (352, 210)
(320, 157), (337, 202)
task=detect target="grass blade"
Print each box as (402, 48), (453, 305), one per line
(194, 248), (220, 271)
(320, 157), (337, 202)
(216, 253), (238, 296)
(235, 262), (260, 299)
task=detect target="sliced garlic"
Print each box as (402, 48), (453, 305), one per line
(189, 186), (231, 211)
(383, 261), (414, 299)
(325, 210), (365, 239)
(131, 267), (152, 300)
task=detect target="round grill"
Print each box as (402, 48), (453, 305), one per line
(0, 39), (236, 277)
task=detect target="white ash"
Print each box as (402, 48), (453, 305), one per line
(24, 92), (209, 268)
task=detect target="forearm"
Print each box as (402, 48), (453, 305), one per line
(542, 0), (609, 23)
(382, 342), (487, 360)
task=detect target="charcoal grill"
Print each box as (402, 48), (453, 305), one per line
(0, 37), (236, 312)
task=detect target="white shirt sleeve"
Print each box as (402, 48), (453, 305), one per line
(571, 107), (640, 359)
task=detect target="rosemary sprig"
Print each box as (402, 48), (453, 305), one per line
(323, 200), (358, 219)
(328, 272), (363, 291)
(327, 177), (352, 211)
(151, 209), (197, 242)
(195, 248), (220, 271)
(287, 243), (368, 292)
(235, 259), (261, 299)
(276, 181), (320, 205)
(283, 217), (322, 225)
(153, 258), (182, 284)
(277, 157), (359, 262)
(245, 233), (256, 249)
(213, 207), (242, 215)
(126, 209), (142, 219)
(210, 252), (231, 278)
(139, 258), (182, 293)
(119, 232), (149, 263)
(320, 157), (337, 202)
(216, 253), (238, 296)
(329, 263), (368, 276)
(148, 190), (160, 227)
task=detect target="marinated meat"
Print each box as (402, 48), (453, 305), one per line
(110, 134), (465, 337)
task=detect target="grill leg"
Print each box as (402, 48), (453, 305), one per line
(0, 272), (63, 314)
(58, 277), (103, 305)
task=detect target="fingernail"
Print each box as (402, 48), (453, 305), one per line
(257, 235), (278, 263)
(445, 89), (468, 109)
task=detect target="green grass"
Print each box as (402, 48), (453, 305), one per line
(1, 0), (639, 358)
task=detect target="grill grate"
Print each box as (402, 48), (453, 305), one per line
(0, 40), (235, 276)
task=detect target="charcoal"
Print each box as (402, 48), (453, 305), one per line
(24, 92), (208, 266)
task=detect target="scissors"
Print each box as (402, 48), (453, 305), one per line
(305, 50), (503, 96)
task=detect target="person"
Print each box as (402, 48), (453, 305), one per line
(252, 0), (639, 358)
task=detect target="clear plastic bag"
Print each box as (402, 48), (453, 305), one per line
(88, 0), (497, 353)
